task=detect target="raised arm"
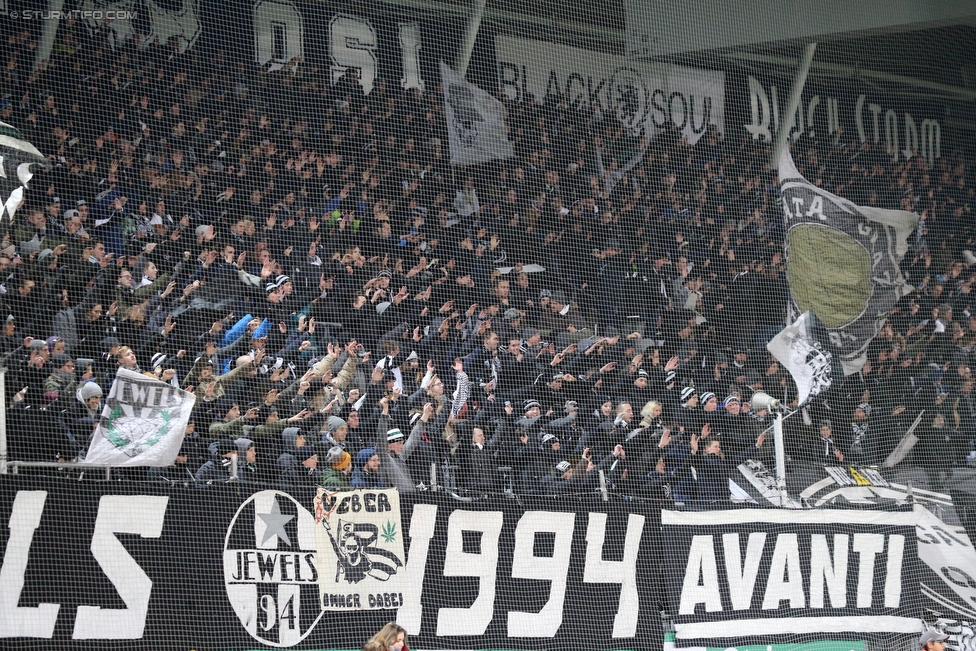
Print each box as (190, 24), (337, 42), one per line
(403, 402), (435, 461)
(373, 396), (391, 453)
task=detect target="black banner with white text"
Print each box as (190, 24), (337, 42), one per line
(0, 479), (662, 650)
(6, 476), (976, 650)
(663, 508), (921, 648)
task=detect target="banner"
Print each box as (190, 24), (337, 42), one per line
(495, 36), (725, 144)
(779, 147), (918, 375)
(79, 0), (202, 52)
(734, 460), (976, 648)
(84, 368), (196, 466)
(669, 639), (867, 651)
(766, 310), (837, 407)
(7, 472), (976, 650)
(440, 61), (515, 166)
(314, 487), (406, 609)
(0, 480), (662, 649)
(739, 74), (946, 166)
(663, 508), (921, 647)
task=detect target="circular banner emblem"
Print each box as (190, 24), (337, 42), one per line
(224, 490), (323, 647)
(607, 67), (650, 132)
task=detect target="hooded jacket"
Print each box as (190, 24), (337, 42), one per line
(194, 439), (237, 486)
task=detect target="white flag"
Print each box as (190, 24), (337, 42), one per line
(84, 368), (196, 466)
(766, 310), (836, 407)
(0, 121), (49, 221)
(440, 61), (514, 166)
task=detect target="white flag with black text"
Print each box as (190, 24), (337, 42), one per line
(766, 309), (836, 407)
(440, 61), (514, 166)
(84, 369), (195, 466)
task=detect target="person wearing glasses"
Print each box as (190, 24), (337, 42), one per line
(920, 630), (948, 651)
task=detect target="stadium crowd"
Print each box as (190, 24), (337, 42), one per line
(0, 19), (973, 501)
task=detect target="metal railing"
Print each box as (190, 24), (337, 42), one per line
(6, 461), (113, 480)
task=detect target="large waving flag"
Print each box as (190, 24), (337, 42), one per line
(779, 147), (918, 375)
(440, 61), (514, 166)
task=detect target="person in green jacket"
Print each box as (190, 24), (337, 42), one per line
(320, 446), (353, 489)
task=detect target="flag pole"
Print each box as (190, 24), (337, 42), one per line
(770, 42), (817, 170)
(0, 367), (6, 475)
(773, 411), (787, 507)
(33, 0), (66, 72)
(752, 391), (792, 506)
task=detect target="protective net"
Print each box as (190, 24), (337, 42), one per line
(1, 1), (976, 651)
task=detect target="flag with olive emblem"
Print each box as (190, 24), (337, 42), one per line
(0, 121), (50, 221)
(779, 148), (917, 375)
(84, 369), (195, 466)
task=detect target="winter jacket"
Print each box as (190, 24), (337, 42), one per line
(373, 414), (421, 492)
(319, 467), (351, 489)
(688, 446), (758, 503)
(350, 448), (384, 489)
(307, 350), (358, 410)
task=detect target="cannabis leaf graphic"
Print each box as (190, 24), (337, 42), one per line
(381, 521), (397, 543)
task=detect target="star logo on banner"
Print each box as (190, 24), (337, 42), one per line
(257, 497), (294, 546)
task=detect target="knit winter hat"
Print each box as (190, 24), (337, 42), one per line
(53, 353), (73, 367)
(332, 450), (352, 471)
(680, 386), (696, 403)
(79, 382), (102, 399)
(357, 448), (377, 467)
